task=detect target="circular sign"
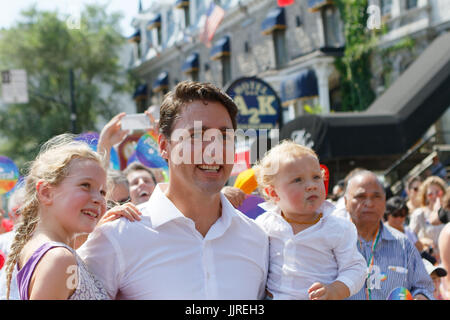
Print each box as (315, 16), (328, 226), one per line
(136, 131), (168, 169)
(75, 132), (120, 170)
(226, 77), (282, 130)
(0, 156), (19, 195)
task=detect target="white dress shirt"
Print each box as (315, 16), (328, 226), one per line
(77, 183), (269, 300)
(255, 200), (366, 300)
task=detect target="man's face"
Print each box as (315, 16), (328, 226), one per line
(127, 170), (156, 205)
(345, 173), (386, 226)
(159, 100), (235, 196)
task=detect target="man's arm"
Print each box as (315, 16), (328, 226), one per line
(77, 225), (123, 299)
(438, 224), (450, 299)
(406, 240), (435, 300)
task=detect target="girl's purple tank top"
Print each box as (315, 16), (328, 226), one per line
(16, 242), (67, 300)
(15, 241), (109, 300)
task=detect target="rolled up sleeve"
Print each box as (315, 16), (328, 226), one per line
(334, 222), (367, 297)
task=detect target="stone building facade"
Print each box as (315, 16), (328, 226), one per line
(128, 0), (450, 142)
(129, 0), (345, 126)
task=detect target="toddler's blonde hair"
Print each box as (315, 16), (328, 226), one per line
(253, 139), (319, 200)
(4, 133), (105, 299)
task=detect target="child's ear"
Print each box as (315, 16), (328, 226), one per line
(265, 186), (280, 201)
(36, 180), (53, 206)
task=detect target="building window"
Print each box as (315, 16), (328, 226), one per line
(406, 0), (418, 10)
(261, 7), (287, 69)
(176, 0), (190, 27)
(222, 55), (231, 86)
(273, 29), (288, 69)
(381, 0), (393, 16)
(210, 35), (231, 86)
(148, 14), (162, 48)
(321, 6), (344, 48)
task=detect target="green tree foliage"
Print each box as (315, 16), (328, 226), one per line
(334, 0), (379, 111)
(0, 4), (130, 168)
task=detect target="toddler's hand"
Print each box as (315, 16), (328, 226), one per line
(308, 281), (350, 300)
(308, 282), (328, 300)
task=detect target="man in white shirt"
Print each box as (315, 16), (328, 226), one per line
(78, 81), (269, 299)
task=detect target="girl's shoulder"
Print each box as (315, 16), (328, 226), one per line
(18, 241), (77, 299)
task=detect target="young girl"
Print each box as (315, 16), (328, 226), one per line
(253, 140), (367, 300)
(4, 134), (140, 300)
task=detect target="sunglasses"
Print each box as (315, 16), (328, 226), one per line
(427, 190), (443, 198)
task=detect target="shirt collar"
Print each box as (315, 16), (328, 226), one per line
(257, 199), (336, 218)
(139, 183), (238, 232)
(139, 183), (185, 229)
(379, 222), (398, 241)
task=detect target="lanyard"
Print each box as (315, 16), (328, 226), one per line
(358, 225), (381, 300)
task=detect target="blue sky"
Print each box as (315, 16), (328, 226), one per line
(0, 0), (146, 37)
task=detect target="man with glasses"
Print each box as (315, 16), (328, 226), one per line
(405, 176), (422, 215)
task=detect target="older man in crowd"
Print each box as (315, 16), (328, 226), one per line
(344, 170), (434, 300)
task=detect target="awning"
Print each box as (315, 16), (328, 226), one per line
(280, 70), (318, 107)
(147, 14), (161, 30)
(210, 35), (230, 61)
(181, 52), (199, 74)
(308, 0), (334, 12)
(280, 114), (329, 156)
(132, 84), (148, 101)
(175, 0), (189, 9)
(261, 7), (286, 35)
(152, 71), (169, 93)
(128, 29), (141, 43)
(279, 32), (450, 161)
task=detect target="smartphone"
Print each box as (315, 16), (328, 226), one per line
(121, 113), (151, 131)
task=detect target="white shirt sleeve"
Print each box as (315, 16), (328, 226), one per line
(332, 220), (367, 297)
(77, 224), (124, 299)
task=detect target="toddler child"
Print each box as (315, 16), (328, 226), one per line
(254, 140), (366, 300)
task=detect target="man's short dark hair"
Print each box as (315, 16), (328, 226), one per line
(159, 81), (238, 138)
(123, 162), (157, 185)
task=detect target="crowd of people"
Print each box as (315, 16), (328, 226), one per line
(0, 80), (449, 300)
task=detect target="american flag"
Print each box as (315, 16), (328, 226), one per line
(199, 2), (225, 47)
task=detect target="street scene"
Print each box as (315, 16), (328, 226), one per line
(0, 0), (449, 306)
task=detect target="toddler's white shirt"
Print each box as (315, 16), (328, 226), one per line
(255, 200), (366, 300)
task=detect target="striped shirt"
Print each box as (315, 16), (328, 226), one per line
(347, 222), (434, 300)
